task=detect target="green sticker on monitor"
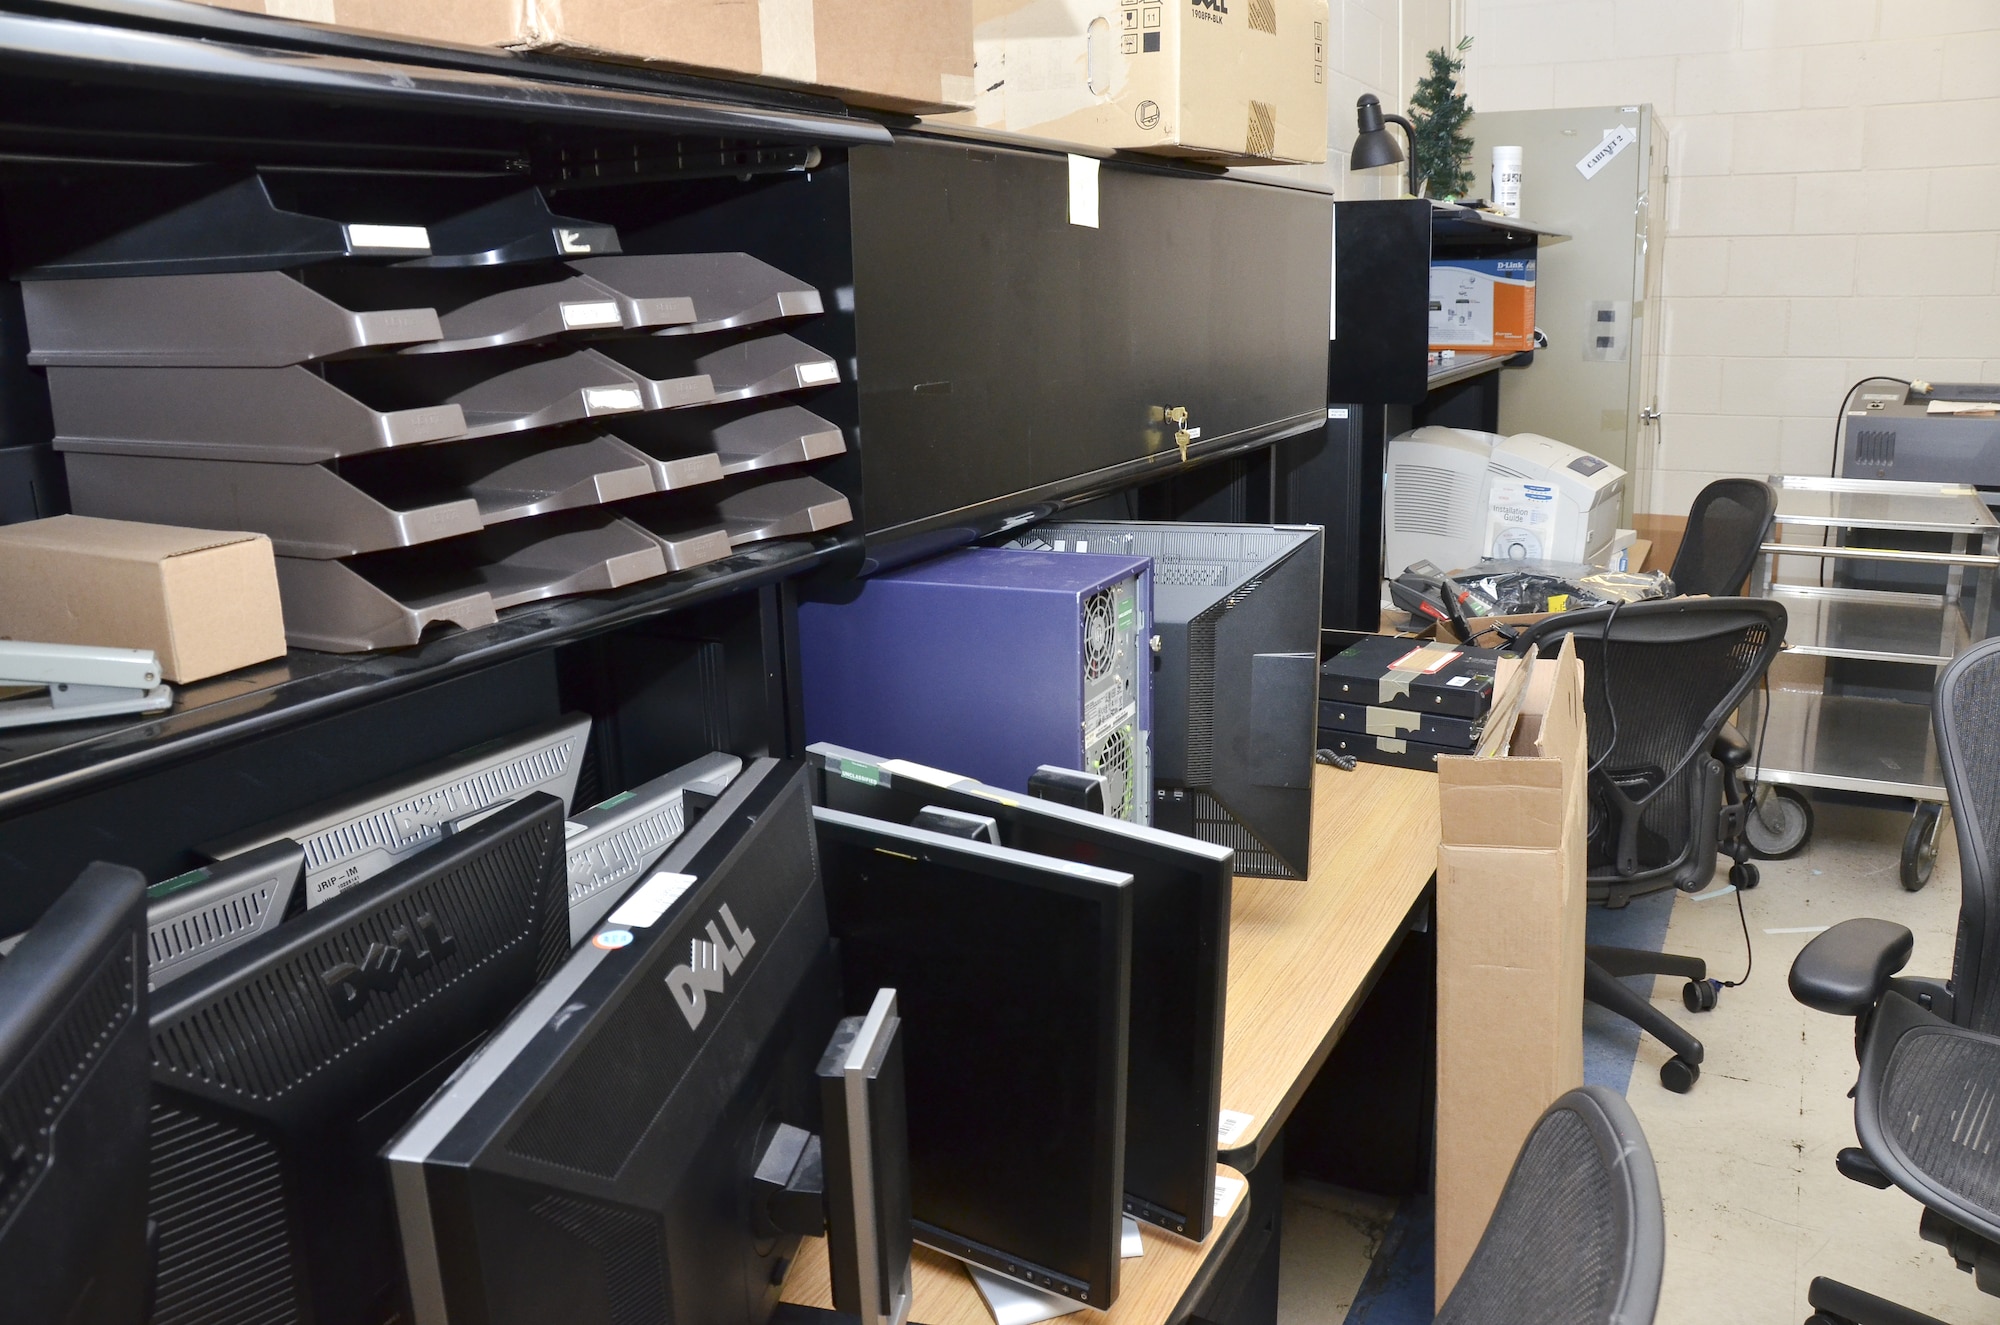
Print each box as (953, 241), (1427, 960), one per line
(837, 757), (883, 786)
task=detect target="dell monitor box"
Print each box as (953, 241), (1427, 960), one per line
(797, 547), (1154, 824)
(1012, 522), (1323, 878)
(385, 758), (843, 1325)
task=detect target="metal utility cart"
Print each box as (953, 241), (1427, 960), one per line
(1743, 475), (2000, 888)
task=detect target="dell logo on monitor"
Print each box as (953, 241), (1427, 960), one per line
(665, 904), (757, 1030)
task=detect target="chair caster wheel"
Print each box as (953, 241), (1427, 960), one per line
(1683, 978), (1721, 1012)
(1730, 860), (1760, 890)
(1660, 1056), (1700, 1093)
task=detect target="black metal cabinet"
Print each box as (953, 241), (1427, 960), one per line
(846, 141), (1329, 564)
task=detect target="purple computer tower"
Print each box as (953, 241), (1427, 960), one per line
(798, 547), (1153, 822)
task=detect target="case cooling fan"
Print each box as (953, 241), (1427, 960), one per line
(1091, 726), (1134, 820)
(1082, 588), (1117, 681)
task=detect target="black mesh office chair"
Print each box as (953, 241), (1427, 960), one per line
(1669, 478), (1777, 598)
(1512, 597), (1787, 1091)
(1436, 1085), (1664, 1325)
(1788, 636), (2000, 1325)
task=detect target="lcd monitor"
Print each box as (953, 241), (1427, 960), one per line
(384, 759), (843, 1325)
(203, 712), (590, 907)
(808, 741), (1229, 1243)
(0, 862), (149, 1325)
(815, 805), (1133, 1309)
(563, 751), (741, 942)
(817, 988), (915, 1325)
(147, 794), (568, 1325)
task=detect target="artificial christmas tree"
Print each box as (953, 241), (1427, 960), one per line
(1410, 37), (1475, 200)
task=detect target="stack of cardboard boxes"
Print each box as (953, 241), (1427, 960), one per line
(198, 0), (1326, 164)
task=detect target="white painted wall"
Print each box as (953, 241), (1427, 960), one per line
(1456, 0), (2000, 515)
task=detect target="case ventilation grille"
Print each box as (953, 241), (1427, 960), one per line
(1391, 464), (1461, 535)
(1090, 726), (1135, 820)
(0, 937), (138, 1226)
(530, 1193), (670, 1325)
(150, 818), (557, 1102)
(1854, 428), (1897, 469)
(1246, 100), (1278, 156)
(301, 738), (575, 873)
(1193, 791), (1301, 879)
(149, 882), (279, 971)
(148, 1103), (300, 1325)
(1247, 0), (1277, 32)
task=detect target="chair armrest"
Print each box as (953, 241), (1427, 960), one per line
(1789, 918), (1915, 1016)
(1713, 722), (1752, 768)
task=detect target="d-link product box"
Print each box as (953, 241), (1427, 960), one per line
(199, 0), (976, 115)
(932, 0), (1329, 164)
(1429, 256), (1536, 353)
(0, 515), (286, 683)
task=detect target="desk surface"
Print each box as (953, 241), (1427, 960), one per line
(779, 760), (1439, 1325)
(779, 1165), (1250, 1324)
(1217, 761), (1440, 1168)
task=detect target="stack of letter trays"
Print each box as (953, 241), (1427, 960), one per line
(20, 176), (853, 653)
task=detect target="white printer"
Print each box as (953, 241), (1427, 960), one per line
(1383, 427), (1627, 574)
(1381, 426), (1507, 576)
(1485, 433), (1627, 564)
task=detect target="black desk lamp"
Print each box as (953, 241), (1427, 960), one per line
(1352, 93), (1420, 198)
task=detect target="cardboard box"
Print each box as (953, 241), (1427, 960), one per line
(933, 0), (1328, 164)
(1433, 635), (1587, 1304)
(0, 516), (286, 683)
(200, 0), (975, 114)
(1429, 256), (1536, 353)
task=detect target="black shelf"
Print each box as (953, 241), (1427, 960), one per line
(1427, 202), (1569, 248)
(0, 535), (842, 816)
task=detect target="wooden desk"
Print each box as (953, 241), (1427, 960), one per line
(779, 1165), (1250, 1324)
(1217, 761), (1440, 1170)
(780, 760), (1439, 1324)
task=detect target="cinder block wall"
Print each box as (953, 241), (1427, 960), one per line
(1459, 0), (2000, 515)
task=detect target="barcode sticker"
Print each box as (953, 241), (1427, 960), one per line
(1214, 1176), (1246, 1218)
(1447, 676), (1473, 687)
(607, 872), (697, 928)
(1217, 1109), (1254, 1146)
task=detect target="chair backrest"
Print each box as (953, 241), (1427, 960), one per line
(1512, 598), (1786, 880)
(1436, 1084), (1664, 1325)
(1669, 478), (1777, 597)
(1933, 637), (2000, 1033)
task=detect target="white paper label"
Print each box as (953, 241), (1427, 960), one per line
(1067, 153), (1101, 228)
(1217, 1109), (1255, 1145)
(607, 871), (697, 928)
(344, 223), (430, 252)
(583, 386), (643, 414)
(560, 301), (621, 330)
(1214, 1175), (1246, 1218)
(1575, 124), (1637, 179)
(797, 360), (840, 386)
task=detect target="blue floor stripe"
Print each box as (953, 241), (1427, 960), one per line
(1339, 888), (1677, 1322)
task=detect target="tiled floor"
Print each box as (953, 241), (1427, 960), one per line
(1277, 797), (1998, 1325)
